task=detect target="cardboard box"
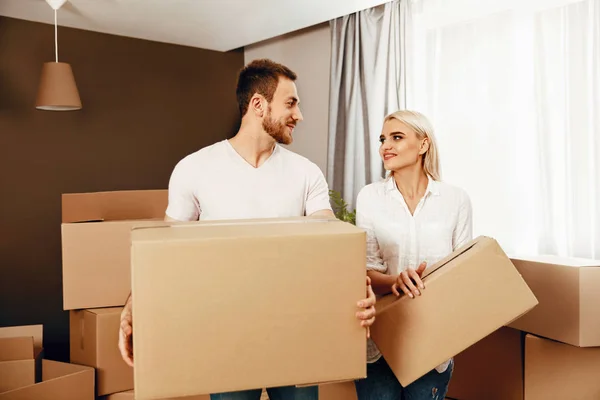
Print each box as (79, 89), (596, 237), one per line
(70, 307), (133, 396)
(103, 390), (209, 400)
(508, 256), (600, 347)
(0, 359), (95, 400)
(446, 327), (524, 400)
(61, 190), (168, 310)
(131, 218), (367, 399)
(525, 334), (600, 399)
(371, 236), (538, 386)
(0, 325), (44, 392)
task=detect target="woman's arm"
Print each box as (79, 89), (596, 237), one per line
(453, 190), (474, 250)
(367, 270), (397, 296)
(356, 190), (391, 295)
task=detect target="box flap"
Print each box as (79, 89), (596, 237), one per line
(0, 325), (43, 353)
(131, 217), (361, 243)
(86, 307), (123, 316)
(62, 190), (167, 223)
(375, 237), (490, 315)
(421, 236), (485, 279)
(42, 359), (93, 381)
(0, 337), (34, 361)
(130, 216), (339, 232)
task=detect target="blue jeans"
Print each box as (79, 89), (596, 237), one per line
(210, 385), (318, 400)
(355, 357), (453, 400)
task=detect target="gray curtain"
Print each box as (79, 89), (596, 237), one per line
(328, 0), (408, 207)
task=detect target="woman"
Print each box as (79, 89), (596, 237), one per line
(354, 110), (473, 400)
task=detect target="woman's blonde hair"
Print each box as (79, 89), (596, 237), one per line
(384, 110), (441, 181)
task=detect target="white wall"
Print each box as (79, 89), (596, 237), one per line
(244, 23), (331, 175)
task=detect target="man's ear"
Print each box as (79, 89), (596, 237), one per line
(250, 94), (266, 117)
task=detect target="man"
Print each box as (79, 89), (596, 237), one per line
(119, 59), (376, 400)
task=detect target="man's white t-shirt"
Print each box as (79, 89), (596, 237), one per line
(165, 140), (332, 221)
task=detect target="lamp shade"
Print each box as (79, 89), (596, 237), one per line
(35, 62), (82, 111)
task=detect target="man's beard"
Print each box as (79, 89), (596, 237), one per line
(263, 108), (294, 145)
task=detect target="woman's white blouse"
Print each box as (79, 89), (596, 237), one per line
(356, 177), (473, 369)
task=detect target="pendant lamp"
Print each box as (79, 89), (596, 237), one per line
(35, 0), (82, 111)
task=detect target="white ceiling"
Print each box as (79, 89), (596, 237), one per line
(0, 0), (391, 52)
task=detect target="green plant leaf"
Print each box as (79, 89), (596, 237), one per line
(329, 189), (356, 225)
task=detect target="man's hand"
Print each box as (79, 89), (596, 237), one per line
(392, 261), (427, 298)
(356, 276), (376, 338)
(118, 297), (134, 367)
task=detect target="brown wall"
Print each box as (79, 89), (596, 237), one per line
(0, 16), (244, 361)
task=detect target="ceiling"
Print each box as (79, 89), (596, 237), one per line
(0, 0), (392, 52)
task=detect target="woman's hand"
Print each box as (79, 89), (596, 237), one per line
(356, 276), (376, 338)
(392, 262), (427, 298)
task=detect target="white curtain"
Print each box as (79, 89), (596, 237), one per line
(328, 0), (408, 207)
(406, 0), (600, 258)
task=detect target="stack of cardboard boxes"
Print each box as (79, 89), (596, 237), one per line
(61, 189), (175, 399)
(447, 256), (600, 400)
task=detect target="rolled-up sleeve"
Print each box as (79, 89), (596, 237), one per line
(356, 189), (387, 273)
(452, 189), (473, 250)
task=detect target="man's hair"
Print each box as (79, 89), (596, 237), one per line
(236, 59), (297, 117)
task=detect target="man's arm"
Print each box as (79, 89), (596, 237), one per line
(119, 163), (198, 367)
(118, 292), (134, 367)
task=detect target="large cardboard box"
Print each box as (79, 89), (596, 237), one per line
(446, 327), (524, 400)
(70, 307), (133, 396)
(0, 325), (44, 392)
(0, 359), (95, 400)
(371, 236), (538, 386)
(508, 256), (600, 347)
(525, 334), (600, 399)
(61, 190), (168, 310)
(131, 218), (367, 399)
